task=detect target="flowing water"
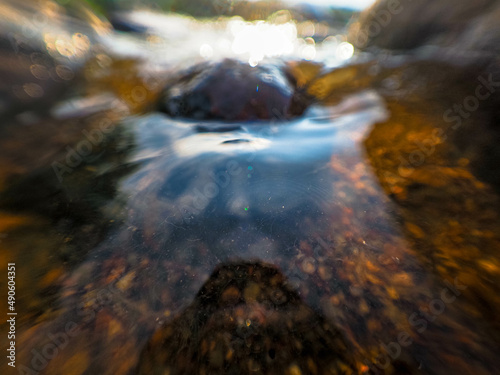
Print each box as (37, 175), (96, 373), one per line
(1, 1), (500, 375)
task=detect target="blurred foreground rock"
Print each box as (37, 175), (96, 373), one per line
(138, 261), (359, 375)
(348, 0), (500, 191)
(348, 0), (500, 52)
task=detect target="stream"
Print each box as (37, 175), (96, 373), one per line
(1, 1), (500, 374)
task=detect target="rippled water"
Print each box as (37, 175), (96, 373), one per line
(1, 2), (500, 375)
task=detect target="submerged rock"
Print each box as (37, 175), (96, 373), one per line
(159, 59), (310, 121)
(137, 261), (358, 375)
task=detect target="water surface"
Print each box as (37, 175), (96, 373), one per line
(1, 4), (500, 375)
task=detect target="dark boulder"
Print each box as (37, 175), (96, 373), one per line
(159, 59), (309, 122)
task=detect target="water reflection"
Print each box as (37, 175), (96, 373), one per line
(100, 10), (354, 69)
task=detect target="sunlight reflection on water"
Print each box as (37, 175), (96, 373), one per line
(101, 10), (354, 68)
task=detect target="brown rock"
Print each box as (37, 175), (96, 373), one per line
(137, 262), (358, 375)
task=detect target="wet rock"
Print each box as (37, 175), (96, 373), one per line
(159, 59), (309, 121)
(137, 261), (358, 375)
(348, 0), (498, 51)
(348, 0), (500, 193)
